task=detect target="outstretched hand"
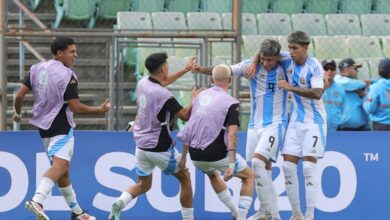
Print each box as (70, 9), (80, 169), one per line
(100, 99), (111, 112)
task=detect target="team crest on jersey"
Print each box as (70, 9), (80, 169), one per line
(299, 77), (306, 85)
(288, 69), (293, 75)
(200, 93), (213, 106)
(333, 91), (339, 97)
(259, 74), (265, 80)
(139, 94), (147, 109)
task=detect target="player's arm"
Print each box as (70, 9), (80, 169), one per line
(279, 80), (323, 100)
(224, 103), (240, 182)
(66, 77), (110, 114)
(175, 87), (204, 121)
(13, 84), (30, 122)
(191, 64), (213, 75)
(161, 57), (197, 86)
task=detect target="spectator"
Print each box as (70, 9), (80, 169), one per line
(363, 58), (390, 131)
(322, 59), (346, 132)
(334, 58), (370, 131)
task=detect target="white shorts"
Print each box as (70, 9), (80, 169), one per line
(282, 122), (327, 158)
(191, 154), (247, 176)
(246, 123), (286, 162)
(42, 128), (74, 162)
(135, 146), (182, 176)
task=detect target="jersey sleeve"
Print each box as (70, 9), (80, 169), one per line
(22, 73), (32, 90)
(164, 97), (183, 116)
(64, 76), (79, 101)
(310, 64), (325, 89)
(279, 51), (292, 71)
(226, 103), (240, 127)
(230, 60), (251, 77)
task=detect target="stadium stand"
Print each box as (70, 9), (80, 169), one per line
(339, 0), (373, 14)
(361, 14), (390, 36)
(325, 13), (362, 35)
(222, 13), (258, 35)
(53, 0), (96, 29)
(291, 13), (327, 36)
(257, 13), (292, 35)
(271, 0), (305, 14)
(242, 0), (270, 14)
(202, 0), (232, 14)
(130, 0), (165, 13)
(305, 0), (340, 14)
(167, 0), (200, 13)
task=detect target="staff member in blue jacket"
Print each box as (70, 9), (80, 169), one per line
(334, 58), (370, 131)
(322, 59), (346, 132)
(363, 58), (390, 131)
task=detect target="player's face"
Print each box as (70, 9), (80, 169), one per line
(324, 65), (336, 79)
(58, 44), (77, 67)
(260, 54), (278, 71)
(288, 43), (308, 64)
(347, 66), (358, 79)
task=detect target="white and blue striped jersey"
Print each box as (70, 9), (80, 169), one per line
(279, 51), (326, 124)
(230, 60), (288, 129)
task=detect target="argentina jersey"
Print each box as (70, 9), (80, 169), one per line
(230, 60), (288, 129)
(280, 52), (327, 124)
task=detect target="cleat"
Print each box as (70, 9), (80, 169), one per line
(108, 200), (123, 220)
(247, 210), (271, 220)
(290, 213), (304, 220)
(25, 200), (50, 220)
(71, 210), (96, 220)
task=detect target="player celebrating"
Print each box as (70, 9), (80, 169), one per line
(177, 64), (254, 220)
(108, 52), (201, 220)
(13, 37), (110, 220)
(193, 39), (287, 220)
(250, 31), (327, 220)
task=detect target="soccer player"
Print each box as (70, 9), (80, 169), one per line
(363, 58), (390, 130)
(108, 52), (201, 220)
(193, 39), (286, 220)
(13, 37), (110, 220)
(247, 31), (327, 220)
(177, 64), (254, 220)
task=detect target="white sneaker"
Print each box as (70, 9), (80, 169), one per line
(72, 210), (96, 220)
(290, 213), (304, 220)
(108, 200), (123, 220)
(25, 200), (50, 220)
(247, 210), (271, 220)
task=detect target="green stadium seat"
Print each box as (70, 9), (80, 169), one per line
(271, 0), (305, 14)
(368, 58), (381, 79)
(355, 59), (371, 80)
(305, 0), (340, 14)
(152, 12), (187, 30)
(373, 0), (390, 13)
(257, 13), (292, 35)
(339, 0), (373, 14)
(187, 12), (223, 30)
(97, 0), (131, 19)
(325, 14), (361, 36)
(202, 0), (232, 14)
(361, 14), (390, 36)
(167, 0), (200, 14)
(382, 37), (390, 57)
(347, 36), (383, 59)
(291, 13), (327, 36)
(53, 0), (96, 28)
(242, 35), (279, 58)
(131, 0), (165, 12)
(117, 12), (152, 30)
(210, 41), (233, 63)
(243, 0), (270, 14)
(222, 13), (258, 35)
(313, 36), (349, 59)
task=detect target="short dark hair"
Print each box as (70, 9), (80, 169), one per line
(259, 39), (281, 56)
(287, 31), (311, 45)
(50, 37), (76, 55)
(145, 52), (168, 74)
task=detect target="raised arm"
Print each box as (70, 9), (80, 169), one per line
(162, 57), (197, 86)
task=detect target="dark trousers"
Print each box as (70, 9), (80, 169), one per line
(373, 122), (390, 131)
(337, 125), (368, 131)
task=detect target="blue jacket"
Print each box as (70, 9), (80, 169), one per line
(363, 78), (390, 124)
(323, 82), (346, 131)
(334, 75), (369, 129)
